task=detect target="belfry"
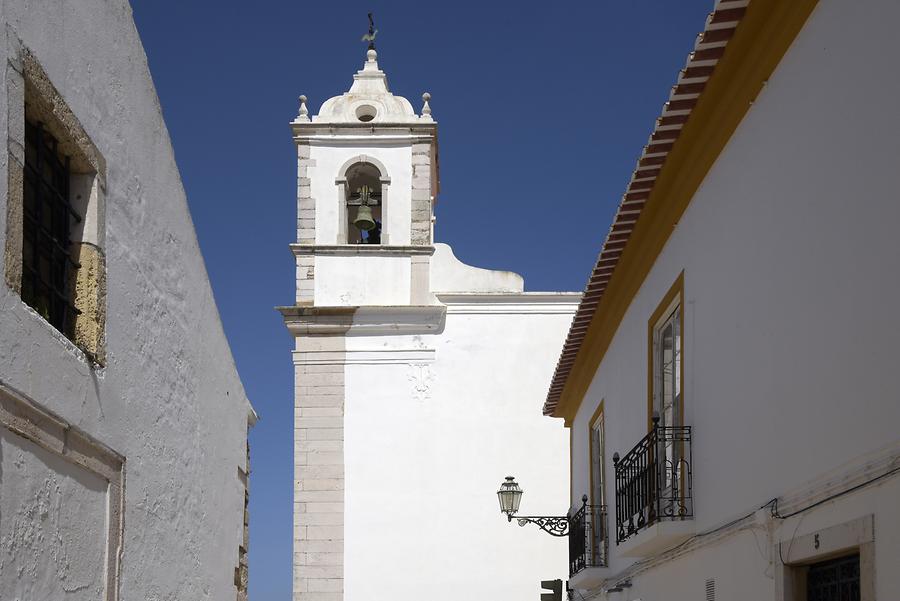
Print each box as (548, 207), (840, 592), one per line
(280, 37), (580, 601)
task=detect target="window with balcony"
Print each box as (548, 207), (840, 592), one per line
(613, 416), (692, 545)
(612, 273), (692, 547)
(652, 296), (682, 496)
(569, 501), (608, 577)
(588, 409), (608, 564)
(568, 405), (609, 577)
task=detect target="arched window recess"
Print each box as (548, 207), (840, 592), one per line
(338, 159), (390, 245)
(347, 181), (382, 244)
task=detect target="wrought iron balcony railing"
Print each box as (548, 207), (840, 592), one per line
(613, 422), (692, 545)
(569, 503), (608, 575)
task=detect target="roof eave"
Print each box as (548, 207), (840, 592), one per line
(544, 0), (820, 424)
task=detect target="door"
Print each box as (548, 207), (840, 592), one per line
(652, 302), (682, 516)
(589, 414), (606, 565)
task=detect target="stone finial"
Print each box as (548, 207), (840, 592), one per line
(421, 92), (433, 121)
(296, 95), (310, 122)
(362, 48), (379, 73)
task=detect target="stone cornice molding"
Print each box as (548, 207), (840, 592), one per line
(437, 292), (581, 315)
(292, 126), (437, 145)
(293, 348), (435, 366)
(290, 244), (435, 258)
(278, 305), (446, 336)
(292, 122), (437, 133)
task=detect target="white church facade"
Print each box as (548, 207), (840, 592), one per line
(543, 1), (900, 600)
(0, 2), (255, 600)
(280, 47), (580, 600)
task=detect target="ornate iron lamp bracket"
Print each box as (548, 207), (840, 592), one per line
(506, 495), (587, 537)
(510, 514), (571, 537)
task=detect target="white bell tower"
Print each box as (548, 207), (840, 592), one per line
(288, 47), (438, 310)
(280, 41), (579, 601)
(281, 45), (446, 601)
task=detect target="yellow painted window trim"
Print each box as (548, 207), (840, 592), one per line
(587, 400), (606, 509)
(647, 272), (684, 431)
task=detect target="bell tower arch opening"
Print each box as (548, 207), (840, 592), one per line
(336, 157), (391, 245)
(344, 162), (382, 244)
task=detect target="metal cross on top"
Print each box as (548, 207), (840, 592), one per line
(361, 12), (378, 50)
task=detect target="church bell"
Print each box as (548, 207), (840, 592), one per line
(353, 205), (376, 231)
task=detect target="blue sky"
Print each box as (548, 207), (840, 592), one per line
(130, 1), (713, 597)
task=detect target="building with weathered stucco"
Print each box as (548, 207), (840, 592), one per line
(280, 47), (579, 601)
(543, 1), (900, 600)
(0, 1), (255, 599)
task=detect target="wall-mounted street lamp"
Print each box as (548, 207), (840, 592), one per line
(496, 476), (587, 537)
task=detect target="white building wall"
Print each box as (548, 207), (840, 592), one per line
(569, 0), (900, 597)
(0, 2), (252, 599)
(289, 242), (579, 600)
(342, 295), (577, 601)
(315, 256), (412, 306)
(0, 428), (109, 600)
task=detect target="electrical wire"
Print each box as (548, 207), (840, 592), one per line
(574, 464), (899, 594)
(608, 496), (777, 585)
(700, 463), (900, 564)
(770, 463), (900, 520)
(658, 497), (778, 557)
(777, 513), (806, 566)
(770, 463), (900, 565)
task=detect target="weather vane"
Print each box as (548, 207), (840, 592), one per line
(361, 12), (377, 50)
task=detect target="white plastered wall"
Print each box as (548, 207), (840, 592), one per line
(342, 294), (579, 601)
(0, 1), (252, 599)
(315, 255), (412, 306)
(0, 429), (108, 600)
(568, 0), (900, 597)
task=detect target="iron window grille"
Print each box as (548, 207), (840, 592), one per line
(613, 420), (692, 544)
(807, 554), (860, 601)
(569, 503), (608, 576)
(22, 118), (81, 337)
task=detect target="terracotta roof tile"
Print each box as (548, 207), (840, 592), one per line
(543, 0), (750, 417)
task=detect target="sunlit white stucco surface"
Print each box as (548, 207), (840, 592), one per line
(0, 1), (254, 599)
(566, 0), (900, 598)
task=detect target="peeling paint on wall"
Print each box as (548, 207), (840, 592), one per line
(0, 429), (107, 601)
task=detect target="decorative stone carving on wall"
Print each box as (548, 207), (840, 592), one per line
(408, 363), (434, 402)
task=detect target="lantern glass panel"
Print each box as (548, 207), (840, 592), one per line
(508, 489), (522, 514)
(497, 477), (522, 515)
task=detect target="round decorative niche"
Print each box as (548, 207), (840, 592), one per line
(355, 104), (377, 122)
